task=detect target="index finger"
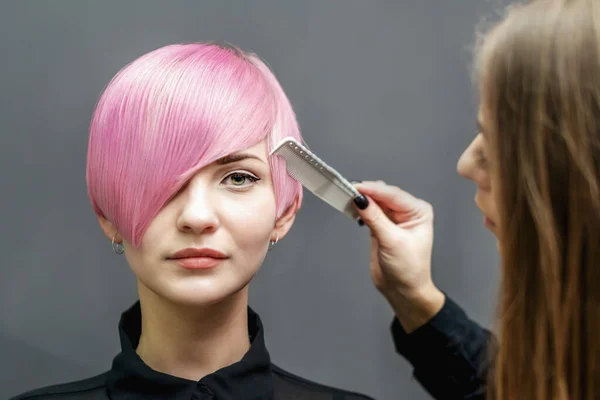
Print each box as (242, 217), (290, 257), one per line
(354, 181), (422, 213)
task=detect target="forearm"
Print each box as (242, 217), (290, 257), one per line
(390, 294), (496, 400)
(385, 284), (446, 334)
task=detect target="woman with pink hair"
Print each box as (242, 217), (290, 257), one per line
(11, 43), (373, 400)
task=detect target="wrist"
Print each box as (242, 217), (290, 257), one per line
(384, 283), (445, 334)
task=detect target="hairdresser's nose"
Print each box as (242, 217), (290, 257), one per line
(457, 135), (491, 191)
(457, 136), (480, 182)
(176, 182), (219, 235)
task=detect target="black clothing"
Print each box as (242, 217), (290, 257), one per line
(390, 295), (495, 400)
(11, 302), (373, 400)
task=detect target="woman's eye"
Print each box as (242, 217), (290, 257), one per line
(222, 172), (260, 188)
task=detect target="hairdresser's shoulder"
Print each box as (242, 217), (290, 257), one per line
(9, 371), (109, 400)
(271, 363), (376, 399)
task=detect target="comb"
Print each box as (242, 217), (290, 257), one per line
(270, 137), (361, 220)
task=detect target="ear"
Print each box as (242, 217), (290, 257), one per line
(97, 216), (122, 243)
(272, 196), (300, 241)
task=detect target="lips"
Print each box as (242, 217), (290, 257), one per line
(167, 248), (228, 270)
(475, 197), (496, 229)
(168, 248), (228, 259)
(483, 216), (496, 227)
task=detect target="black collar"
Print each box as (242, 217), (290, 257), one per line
(106, 302), (274, 400)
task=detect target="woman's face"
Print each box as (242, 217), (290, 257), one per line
(101, 140), (297, 306)
(457, 109), (500, 237)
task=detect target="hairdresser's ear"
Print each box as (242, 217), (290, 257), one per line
(97, 216), (122, 243)
(272, 196), (300, 240)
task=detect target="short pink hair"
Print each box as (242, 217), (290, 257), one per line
(86, 43), (303, 246)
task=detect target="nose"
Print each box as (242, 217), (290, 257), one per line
(456, 135), (492, 192)
(176, 182), (219, 235)
(457, 137), (480, 182)
(457, 147), (475, 181)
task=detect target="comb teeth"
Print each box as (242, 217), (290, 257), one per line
(271, 138), (360, 220)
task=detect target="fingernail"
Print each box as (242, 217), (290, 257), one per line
(350, 180), (362, 184)
(353, 195), (369, 210)
(357, 218), (365, 226)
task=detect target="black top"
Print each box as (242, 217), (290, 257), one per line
(11, 302), (374, 400)
(390, 295), (495, 400)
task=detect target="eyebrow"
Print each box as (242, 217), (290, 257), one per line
(215, 153), (266, 165)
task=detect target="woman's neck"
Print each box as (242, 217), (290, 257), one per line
(135, 283), (251, 381)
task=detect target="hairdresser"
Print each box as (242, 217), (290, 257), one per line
(352, 1), (599, 399)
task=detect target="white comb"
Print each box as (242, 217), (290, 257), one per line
(270, 137), (361, 220)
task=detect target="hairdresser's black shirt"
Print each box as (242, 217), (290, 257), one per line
(11, 302), (373, 400)
(390, 295), (495, 400)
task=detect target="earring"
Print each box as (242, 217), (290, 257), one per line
(112, 235), (124, 255)
(268, 234), (279, 251)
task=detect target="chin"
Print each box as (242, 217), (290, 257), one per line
(144, 275), (253, 307)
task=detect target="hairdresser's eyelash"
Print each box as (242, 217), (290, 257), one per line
(221, 172), (261, 190)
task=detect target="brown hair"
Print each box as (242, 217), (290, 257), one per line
(475, 0), (600, 398)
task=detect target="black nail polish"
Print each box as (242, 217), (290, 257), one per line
(357, 218), (365, 226)
(353, 195), (369, 210)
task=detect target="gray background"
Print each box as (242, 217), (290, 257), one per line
(0, 1), (506, 399)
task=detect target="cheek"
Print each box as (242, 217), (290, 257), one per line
(489, 177), (501, 216)
(122, 208), (174, 277)
(220, 190), (277, 250)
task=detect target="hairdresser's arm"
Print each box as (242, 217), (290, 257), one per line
(353, 181), (495, 400)
(388, 288), (494, 400)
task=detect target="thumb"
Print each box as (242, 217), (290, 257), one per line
(353, 194), (397, 243)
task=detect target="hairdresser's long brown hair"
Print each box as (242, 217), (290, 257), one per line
(475, 0), (600, 399)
